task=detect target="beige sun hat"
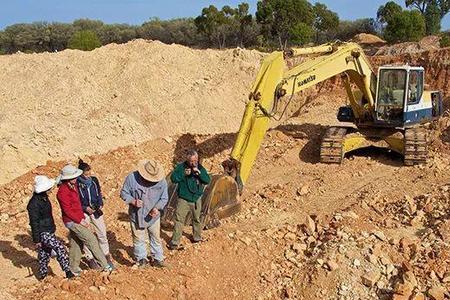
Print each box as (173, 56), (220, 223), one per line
(137, 159), (165, 182)
(34, 175), (56, 193)
(58, 164), (83, 181)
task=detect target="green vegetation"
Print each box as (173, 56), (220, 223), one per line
(440, 32), (450, 46)
(405, 0), (450, 34)
(0, 0), (449, 54)
(378, 2), (427, 43)
(68, 30), (101, 51)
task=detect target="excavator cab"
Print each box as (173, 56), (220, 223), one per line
(375, 66), (440, 126)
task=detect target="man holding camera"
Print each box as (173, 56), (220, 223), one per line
(77, 159), (114, 269)
(120, 159), (169, 268)
(168, 150), (211, 250)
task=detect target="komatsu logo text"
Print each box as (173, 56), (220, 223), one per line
(298, 75), (316, 87)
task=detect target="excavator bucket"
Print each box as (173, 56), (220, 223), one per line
(161, 175), (241, 229)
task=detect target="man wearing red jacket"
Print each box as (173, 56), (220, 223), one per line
(56, 164), (111, 275)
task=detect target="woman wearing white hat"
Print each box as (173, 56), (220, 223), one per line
(27, 175), (75, 280)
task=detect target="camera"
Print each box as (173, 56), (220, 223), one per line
(90, 205), (103, 218)
(192, 168), (200, 176)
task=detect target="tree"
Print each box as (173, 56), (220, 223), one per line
(256, 0), (315, 48)
(73, 19), (104, 32)
(195, 5), (232, 48)
(424, 1), (442, 34)
(235, 3), (253, 47)
(290, 22), (314, 45)
(383, 10), (426, 43)
(334, 19), (378, 41)
(0, 23), (52, 53)
(405, 0), (450, 16)
(160, 19), (201, 46)
(139, 18), (201, 46)
(313, 3), (339, 43)
(377, 1), (403, 24)
(48, 23), (74, 51)
(68, 30), (101, 51)
(405, 0), (450, 34)
(377, 2), (427, 43)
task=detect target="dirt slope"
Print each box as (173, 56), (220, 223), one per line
(371, 47), (450, 95)
(0, 39), (263, 184)
(375, 36), (441, 56)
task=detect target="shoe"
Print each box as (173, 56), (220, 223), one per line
(106, 254), (115, 269)
(192, 238), (203, 244)
(102, 265), (114, 274)
(152, 260), (168, 268)
(71, 269), (82, 277)
(87, 258), (100, 270)
(65, 271), (76, 279)
(137, 258), (149, 268)
(167, 242), (178, 250)
(37, 273), (48, 281)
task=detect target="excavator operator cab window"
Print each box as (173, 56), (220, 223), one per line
(407, 70), (423, 104)
(376, 69), (407, 123)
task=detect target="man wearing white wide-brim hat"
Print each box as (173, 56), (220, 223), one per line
(56, 164), (112, 275)
(120, 159), (169, 268)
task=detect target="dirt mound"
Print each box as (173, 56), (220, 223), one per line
(375, 35), (441, 56)
(352, 33), (386, 46)
(371, 47), (450, 95)
(0, 39), (263, 184)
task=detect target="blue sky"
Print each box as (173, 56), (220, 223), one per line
(1, 0), (449, 29)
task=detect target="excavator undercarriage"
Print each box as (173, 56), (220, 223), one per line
(320, 126), (428, 165)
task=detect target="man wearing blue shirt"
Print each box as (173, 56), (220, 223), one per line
(121, 159), (168, 268)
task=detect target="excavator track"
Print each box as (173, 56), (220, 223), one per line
(404, 127), (428, 166)
(320, 127), (347, 164)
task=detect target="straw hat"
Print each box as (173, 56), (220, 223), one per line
(34, 175), (56, 193)
(137, 159), (165, 182)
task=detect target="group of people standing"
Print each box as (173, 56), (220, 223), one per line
(26, 150), (210, 280)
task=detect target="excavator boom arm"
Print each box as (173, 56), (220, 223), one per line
(225, 42), (377, 187)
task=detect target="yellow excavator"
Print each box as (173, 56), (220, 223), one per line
(163, 42), (443, 228)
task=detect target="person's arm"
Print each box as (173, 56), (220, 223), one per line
(27, 200), (41, 243)
(198, 165), (211, 184)
(57, 190), (84, 224)
(154, 180), (169, 210)
(93, 177), (104, 207)
(120, 175), (135, 205)
(170, 164), (185, 183)
(77, 187), (90, 213)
